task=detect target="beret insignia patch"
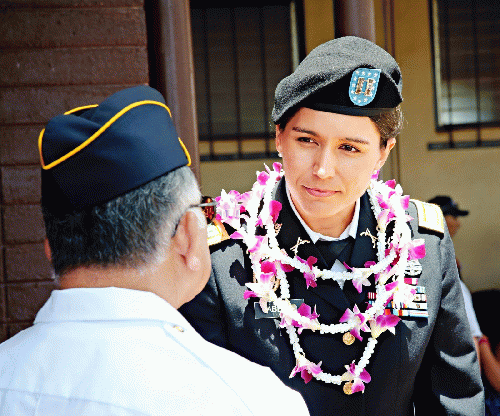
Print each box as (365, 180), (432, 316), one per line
(349, 68), (381, 106)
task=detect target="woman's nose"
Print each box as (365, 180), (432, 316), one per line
(314, 148), (335, 179)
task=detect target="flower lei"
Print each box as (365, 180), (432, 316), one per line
(215, 163), (426, 394)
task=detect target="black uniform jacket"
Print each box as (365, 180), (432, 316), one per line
(180, 179), (484, 416)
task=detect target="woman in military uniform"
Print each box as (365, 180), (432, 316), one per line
(180, 36), (483, 415)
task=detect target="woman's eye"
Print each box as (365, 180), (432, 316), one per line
(297, 136), (315, 144)
(340, 144), (359, 153)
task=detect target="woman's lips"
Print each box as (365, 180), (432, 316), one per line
(304, 186), (338, 197)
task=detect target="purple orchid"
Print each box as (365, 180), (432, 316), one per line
(257, 171), (270, 186)
(297, 256), (318, 289)
(293, 303), (321, 334)
(245, 263), (276, 313)
(343, 262), (372, 293)
(297, 256), (318, 269)
(385, 179), (397, 189)
(215, 189), (241, 227)
(304, 272), (317, 289)
(407, 238), (426, 260)
(237, 191), (252, 213)
(248, 235), (266, 254)
(392, 282), (417, 306)
(364, 261), (382, 283)
(297, 303), (320, 320)
(258, 261), (277, 287)
(230, 231), (244, 240)
(369, 313), (401, 338)
(279, 261), (295, 273)
(342, 362), (371, 393)
(371, 169), (380, 180)
(261, 260), (276, 275)
(269, 200), (282, 223)
(280, 302), (320, 333)
(375, 183), (412, 232)
(388, 234), (426, 263)
(290, 355), (322, 384)
(243, 290), (258, 300)
(339, 305), (370, 341)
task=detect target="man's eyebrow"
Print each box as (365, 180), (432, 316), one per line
(291, 127), (371, 145)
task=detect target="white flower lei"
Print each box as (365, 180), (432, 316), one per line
(215, 163), (425, 393)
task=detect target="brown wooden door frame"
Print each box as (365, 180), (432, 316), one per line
(145, 0), (200, 182)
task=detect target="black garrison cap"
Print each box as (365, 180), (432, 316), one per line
(272, 36), (403, 122)
(39, 85), (191, 215)
(428, 196), (469, 217)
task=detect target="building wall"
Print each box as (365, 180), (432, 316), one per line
(0, 0), (149, 341)
(199, 0), (334, 197)
(393, 0), (500, 292)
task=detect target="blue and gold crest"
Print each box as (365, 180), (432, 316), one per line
(349, 68), (381, 106)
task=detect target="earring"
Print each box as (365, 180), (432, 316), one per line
(278, 152), (282, 158)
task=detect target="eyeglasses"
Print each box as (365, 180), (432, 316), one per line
(190, 196), (217, 223)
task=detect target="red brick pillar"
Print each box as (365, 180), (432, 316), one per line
(0, 0), (150, 341)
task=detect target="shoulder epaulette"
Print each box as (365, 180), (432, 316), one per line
(410, 199), (445, 235)
(207, 219), (230, 246)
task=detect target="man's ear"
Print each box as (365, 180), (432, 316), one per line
(170, 210), (204, 272)
(44, 238), (52, 262)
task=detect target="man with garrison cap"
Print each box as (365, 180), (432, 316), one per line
(0, 86), (310, 415)
(181, 37), (484, 415)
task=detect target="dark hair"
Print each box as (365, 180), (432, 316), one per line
(276, 105), (404, 148)
(42, 166), (199, 276)
(368, 105), (403, 147)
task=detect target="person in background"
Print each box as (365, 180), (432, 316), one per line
(0, 86), (309, 415)
(472, 289), (500, 415)
(181, 37), (484, 415)
(428, 196), (500, 415)
(427, 196), (483, 350)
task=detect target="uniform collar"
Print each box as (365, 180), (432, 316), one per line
(285, 182), (360, 243)
(34, 287), (191, 327)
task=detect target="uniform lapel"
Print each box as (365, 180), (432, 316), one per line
(344, 191), (379, 306)
(349, 192), (378, 268)
(274, 179), (350, 312)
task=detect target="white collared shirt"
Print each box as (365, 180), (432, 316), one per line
(286, 186), (360, 272)
(285, 185), (360, 243)
(0, 287), (309, 415)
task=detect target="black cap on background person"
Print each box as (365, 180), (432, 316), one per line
(428, 195), (469, 238)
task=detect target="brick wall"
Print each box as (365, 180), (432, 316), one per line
(0, 0), (149, 341)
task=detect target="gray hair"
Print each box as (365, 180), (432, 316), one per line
(43, 166), (200, 276)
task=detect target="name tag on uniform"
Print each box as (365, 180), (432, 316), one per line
(254, 299), (304, 319)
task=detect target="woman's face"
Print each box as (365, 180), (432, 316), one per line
(276, 107), (395, 236)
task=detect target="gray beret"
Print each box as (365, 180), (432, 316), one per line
(272, 36), (403, 122)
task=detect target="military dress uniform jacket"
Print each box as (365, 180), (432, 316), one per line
(180, 179), (484, 416)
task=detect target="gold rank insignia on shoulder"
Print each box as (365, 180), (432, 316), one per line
(410, 199), (445, 235)
(207, 219), (230, 246)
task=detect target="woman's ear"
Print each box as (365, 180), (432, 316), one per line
(376, 138), (396, 170)
(275, 125), (283, 154)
